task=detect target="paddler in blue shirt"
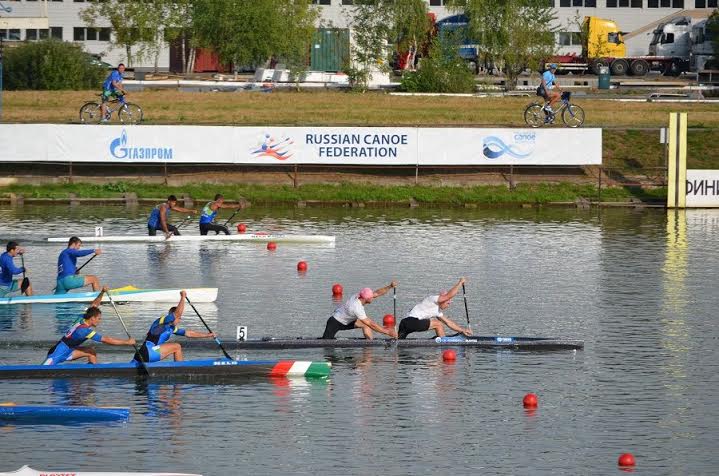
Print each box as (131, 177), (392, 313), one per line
(43, 286), (136, 365)
(0, 241), (33, 297)
(147, 195), (197, 238)
(55, 237), (102, 295)
(199, 194), (239, 235)
(135, 290), (215, 362)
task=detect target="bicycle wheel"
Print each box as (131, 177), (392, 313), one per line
(79, 102), (102, 124)
(118, 103), (143, 124)
(562, 104), (585, 128)
(523, 103), (544, 128)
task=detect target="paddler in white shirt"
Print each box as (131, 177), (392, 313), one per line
(397, 277), (472, 339)
(322, 281), (399, 340)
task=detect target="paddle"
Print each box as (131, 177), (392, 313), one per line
(20, 254), (30, 295)
(51, 253), (98, 292)
(105, 290), (148, 373)
(185, 295), (232, 360)
(221, 208), (242, 228)
(175, 215), (192, 230)
(462, 283), (471, 332)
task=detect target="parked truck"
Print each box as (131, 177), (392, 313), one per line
(551, 16), (694, 76)
(690, 19), (717, 72)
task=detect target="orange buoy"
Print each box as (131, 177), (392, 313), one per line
(442, 349), (457, 362)
(332, 283), (343, 296)
(618, 453), (636, 467)
(383, 314), (395, 327)
(297, 261), (308, 272)
(237, 223), (247, 233)
(523, 393), (538, 408)
(267, 242), (277, 251)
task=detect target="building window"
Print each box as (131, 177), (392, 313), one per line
(73, 27), (84, 41)
(429, 0), (446, 5)
(631, 0), (642, 6)
(312, 0), (331, 4)
(25, 29), (49, 40)
(73, 27), (111, 42)
(672, 0), (684, 5)
(0, 29), (22, 41)
(648, 0), (658, 5)
(99, 27), (110, 41)
(51, 27), (63, 39)
(558, 32), (583, 45)
(619, 0), (629, 6)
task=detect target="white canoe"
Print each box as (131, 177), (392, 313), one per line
(47, 233), (335, 245)
(2, 466), (201, 476)
(0, 286), (217, 305)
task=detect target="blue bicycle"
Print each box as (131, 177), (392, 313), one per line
(79, 94), (143, 124)
(523, 91), (585, 128)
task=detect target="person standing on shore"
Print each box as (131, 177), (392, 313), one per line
(0, 242), (32, 297)
(397, 278), (472, 339)
(199, 194), (239, 236)
(147, 195), (196, 238)
(55, 237), (102, 295)
(322, 281), (399, 340)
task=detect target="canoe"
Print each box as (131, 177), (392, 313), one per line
(47, 233), (335, 245)
(0, 286), (217, 305)
(0, 359), (332, 380)
(1, 466), (200, 476)
(0, 403), (129, 422)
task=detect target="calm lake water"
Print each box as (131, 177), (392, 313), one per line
(0, 205), (717, 475)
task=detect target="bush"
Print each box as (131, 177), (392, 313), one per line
(2, 40), (106, 90)
(399, 35), (476, 94)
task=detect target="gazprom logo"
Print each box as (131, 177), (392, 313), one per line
(110, 129), (173, 160)
(482, 134), (534, 159)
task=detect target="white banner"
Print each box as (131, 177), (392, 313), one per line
(0, 124), (602, 166)
(686, 170), (719, 208)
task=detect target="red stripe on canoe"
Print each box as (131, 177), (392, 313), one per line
(269, 361), (295, 377)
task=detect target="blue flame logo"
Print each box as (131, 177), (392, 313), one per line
(482, 135), (533, 159)
(110, 130), (129, 159)
(109, 129), (173, 160)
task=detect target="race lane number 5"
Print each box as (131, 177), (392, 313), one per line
(236, 325), (248, 342)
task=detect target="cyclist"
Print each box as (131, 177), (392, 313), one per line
(100, 63), (127, 122)
(539, 63), (561, 121)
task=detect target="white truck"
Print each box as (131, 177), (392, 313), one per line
(648, 16), (693, 75)
(690, 19), (716, 73)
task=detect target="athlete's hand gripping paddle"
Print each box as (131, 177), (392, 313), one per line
(185, 295), (233, 360)
(462, 283), (471, 333)
(106, 290), (148, 374)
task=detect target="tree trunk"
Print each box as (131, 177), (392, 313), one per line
(181, 31), (186, 74)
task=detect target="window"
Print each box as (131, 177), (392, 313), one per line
(660, 0), (670, 5)
(73, 27), (110, 42)
(619, 0), (629, 6)
(429, 0), (446, 4)
(558, 32), (583, 46)
(662, 32), (675, 43)
(312, 0), (331, 4)
(608, 32), (621, 44)
(607, 0), (617, 6)
(25, 29), (49, 40)
(586, 0), (597, 5)
(0, 29), (22, 41)
(631, 0), (642, 5)
(51, 27), (63, 39)
(99, 27), (110, 41)
(26, 29), (37, 40)
(648, 0), (658, 5)
(73, 27), (84, 41)
(672, 0), (684, 5)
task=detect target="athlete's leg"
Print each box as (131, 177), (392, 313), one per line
(84, 275), (100, 292)
(159, 342), (183, 361)
(69, 347), (97, 364)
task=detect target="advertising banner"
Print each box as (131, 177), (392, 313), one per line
(686, 169), (719, 208)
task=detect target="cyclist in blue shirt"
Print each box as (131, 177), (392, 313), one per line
(0, 241), (32, 297)
(540, 63), (562, 116)
(55, 236), (102, 295)
(100, 63), (127, 122)
(43, 286), (136, 365)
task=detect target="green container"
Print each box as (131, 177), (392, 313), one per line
(598, 66), (611, 90)
(310, 28), (349, 72)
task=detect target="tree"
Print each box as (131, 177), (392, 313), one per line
(708, 9), (719, 68)
(446, 0), (557, 90)
(190, 0), (318, 74)
(345, 0), (432, 90)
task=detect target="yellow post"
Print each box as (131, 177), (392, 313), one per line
(666, 112), (687, 208)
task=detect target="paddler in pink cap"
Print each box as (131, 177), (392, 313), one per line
(322, 280), (398, 339)
(397, 277), (472, 339)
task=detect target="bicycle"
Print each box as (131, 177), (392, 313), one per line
(79, 94), (143, 125)
(523, 91), (584, 128)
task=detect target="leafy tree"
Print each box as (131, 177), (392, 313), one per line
(345, 0), (432, 90)
(446, 0), (557, 90)
(400, 31), (476, 93)
(2, 40), (105, 90)
(708, 9), (719, 68)
(190, 0), (318, 75)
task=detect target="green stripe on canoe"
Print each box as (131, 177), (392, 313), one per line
(305, 362), (332, 378)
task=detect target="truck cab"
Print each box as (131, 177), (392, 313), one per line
(690, 19), (716, 72)
(648, 17), (692, 58)
(584, 16), (626, 59)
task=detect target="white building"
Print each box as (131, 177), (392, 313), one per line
(0, 0), (716, 71)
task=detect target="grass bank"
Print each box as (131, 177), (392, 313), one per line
(5, 90), (719, 128)
(0, 182), (666, 206)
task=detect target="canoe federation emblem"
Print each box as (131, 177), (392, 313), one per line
(110, 129), (174, 160)
(250, 133), (294, 161)
(482, 133), (535, 159)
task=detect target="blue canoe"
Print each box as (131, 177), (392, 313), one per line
(0, 403), (129, 423)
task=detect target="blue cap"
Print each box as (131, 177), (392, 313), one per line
(549, 63), (558, 69)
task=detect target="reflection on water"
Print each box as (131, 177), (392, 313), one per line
(0, 205), (718, 475)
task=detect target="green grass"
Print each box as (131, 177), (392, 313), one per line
(0, 182), (667, 205)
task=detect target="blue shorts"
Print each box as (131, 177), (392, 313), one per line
(55, 275), (86, 295)
(0, 280), (20, 297)
(141, 342), (163, 363)
(43, 342), (73, 365)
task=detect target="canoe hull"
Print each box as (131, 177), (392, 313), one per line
(1, 466), (201, 476)
(0, 404), (129, 422)
(0, 359), (332, 380)
(0, 287), (218, 305)
(47, 234), (335, 244)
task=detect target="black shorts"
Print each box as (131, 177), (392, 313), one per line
(200, 222), (229, 236)
(398, 317), (431, 339)
(322, 316), (356, 339)
(148, 224), (180, 236)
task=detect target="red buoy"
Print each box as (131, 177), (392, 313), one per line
(442, 349), (457, 362)
(332, 283), (343, 296)
(297, 261), (308, 272)
(237, 223), (247, 233)
(618, 453), (636, 467)
(523, 393), (538, 408)
(383, 314), (395, 327)
(267, 242), (277, 251)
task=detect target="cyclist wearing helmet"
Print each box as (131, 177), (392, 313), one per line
(100, 63), (127, 122)
(540, 63), (561, 115)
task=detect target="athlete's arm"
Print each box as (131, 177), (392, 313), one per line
(438, 316), (472, 336)
(358, 317), (397, 339)
(171, 205), (197, 214)
(184, 330), (214, 338)
(101, 335), (135, 346)
(160, 204), (170, 234)
(90, 286), (109, 308)
(174, 291), (186, 319)
(373, 280), (398, 298)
